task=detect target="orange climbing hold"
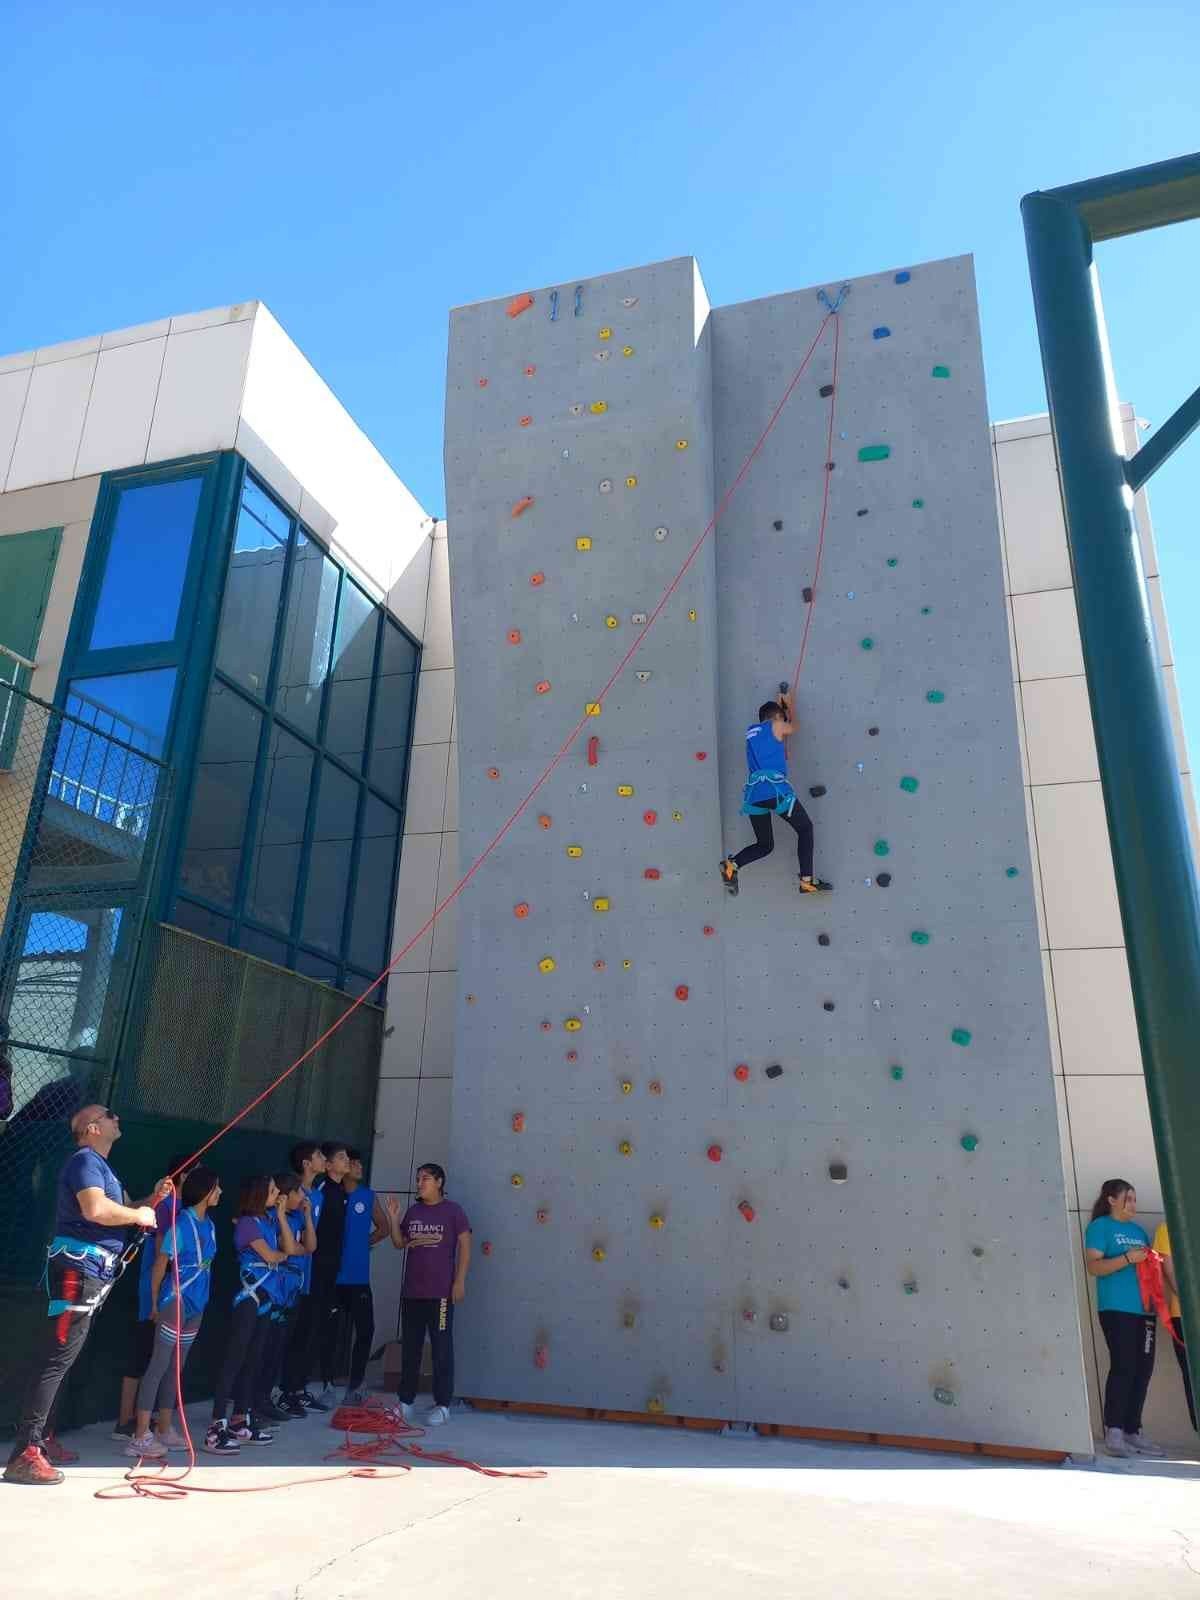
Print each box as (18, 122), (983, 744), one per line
(648, 1080), (663, 1095)
(506, 293), (534, 318)
(675, 985), (689, 1002)
(529, 572), (544, 587)
(487, 767), (500, 780)
(537, 813), (552, 829)
(507, 628), (522, 645)
(511, 1174), (524, 1188)
(644, 867), (661, 881)
(734, 1064), (750, 1082)
(512, 1112), (525, 1133)
(707, 1145), (723, 1163)
(513, 902), (530, 919)
(535, 680), (551, 695)
(511, 496), (534, 518)
(738, 1201), (756, 1223)
(643, 810), (657, 825)
(519, 415), (532, 427)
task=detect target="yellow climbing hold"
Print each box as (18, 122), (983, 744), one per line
(586, 702), (602, 717)
(648, 1214), (665, 1231)
(599, 327), (612, 341)
(618, 1140), (633, 1156)
(589, 401), (608, 415)
(620, 1079), (633, 1095)
(675, 439), (688, 450)
(625, 475), (638, 489)
(622, 345), (634, 357)
(622, 959), (632, 970)
(647, 1396), (665, 1414)
(566, 845), (583, 858)
(510, 1174), (524, 1188)
(605, 614), (618, 629)
(537, 956), (556, 974)
(564, 1017), (582, 1032)
(576, 536), (592, 551)
(616, 784), (634, 797)
(688, 609), (697, 622)
(592, 1245), (607, 1262)
(593, 897), (610, 913)
(671, 810), (683, 822)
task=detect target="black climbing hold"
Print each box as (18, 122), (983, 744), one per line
(822, 1000), (835, 1013)
(819, 384), (834, 398)
(867, 726), (879, 737)
(825, 461), (835, 471)
(772, 519), (783, 531)
(876, 872), (892, 887)
(764, 1063), (783, 1080)
(828, 1161), (848, 1183)
(856, 508), (868, 517)
(809, 785), (826, 798)
(817, 933), (830, 947)
(837, 1276), (850, 1290)
(802, 586), (813, 603)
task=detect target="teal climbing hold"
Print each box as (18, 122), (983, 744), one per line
(910, 930), (930, 946)
(858, 445), (891, 463)
(926, 690), (945, 704)
(873, 839), (890, 857)
(912, 498), (924, 508)
(931, 365), (951, 379)
(903, 1281), (918, 1296)
(860, 637), (874, 651)
(1006, 866), (1019, 878)
(886, 557), (898, 568)
(960, 1134), (979, 1152)
(951, 1028), (972, 1047)
(890, 1064), (905, 1081)
(920, 606), (932, 616)
(899, 775), (919, 793)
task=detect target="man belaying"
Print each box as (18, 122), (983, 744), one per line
(720, 685), (833, 897)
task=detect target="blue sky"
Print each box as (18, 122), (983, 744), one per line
(4, 2), (1198, 740)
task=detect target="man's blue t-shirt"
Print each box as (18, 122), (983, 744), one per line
(1085, 1215), (1150, 1314)
(57, 1147), (126, 1255)
(337, 1185), (376, 1286)
(745, 720), (788, 807)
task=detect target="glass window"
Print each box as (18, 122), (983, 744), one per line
(10, 906), (125, 1054)
(246, 724), (312, 934)
(325, 580), (378, 771)
(346, 796), (400, 971)
(66, 669), (177, 756)
(170, 899), (232, 945)
(300, 761), (359, 954)
(369, 622), (417, 798)
(216, 487), (289, 696)
(88, 477), (203, 651)
(179, 683), (262, 909)
(238, 926), (289, 967)
(276, 531), (338, 740)
(295, 950), (338, 986)
(343, 971), (385, 1003)
(50, 671), (174, 851)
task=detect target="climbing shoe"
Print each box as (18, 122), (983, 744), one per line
(719, 858), (739, 895)
(799, 876), (834, 894)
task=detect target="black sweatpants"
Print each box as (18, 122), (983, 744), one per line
(211, 1298), (270, 1421)
(732, 797), (814, 880)
(9, 1260), (107, 1459)
(1171, 1320), (1197, 1432)
(397, 1297), (454, 1408)
(283, 1272), (338, 1392)
(1099, 1309), (1156, 1433)
(256, 1307), (294, 1406)
(323, 1284), (375, 1392)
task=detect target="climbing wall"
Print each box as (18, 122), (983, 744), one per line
(443, 255), (1093, 1454)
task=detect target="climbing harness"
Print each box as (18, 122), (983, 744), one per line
(740, 771), (797, 818)
(43, 1235), (125, 1315)
(158, 1209), (212, 1313)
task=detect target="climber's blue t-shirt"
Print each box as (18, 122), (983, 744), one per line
(337, 1186), (376, 1286)
(1085, 1216), (1150, 1314)
(745, 719), (788, 806)
(158, 1207), (217, 1319)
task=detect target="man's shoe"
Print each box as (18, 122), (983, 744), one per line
(719, 858), (739, 896)
(426, 1405), (451, 1427)
(42, 1434), (79, 1465)
(3, 1445), (64, 1485)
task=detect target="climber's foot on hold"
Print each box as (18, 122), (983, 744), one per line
(720, 858), (739, 896)
(799, 875), (833, 894)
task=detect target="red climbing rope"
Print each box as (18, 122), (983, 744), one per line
(790, 310), (841, 697)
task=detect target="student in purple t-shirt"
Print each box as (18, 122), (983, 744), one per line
(386, 1162), (470, 1428)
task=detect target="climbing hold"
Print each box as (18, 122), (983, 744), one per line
(890, 1064), (904, 1081)
(860, 637), (874, 651)
(707, 1144), (723, 1163)
(931, 365), (951, 379)
(648, 1079), (663, 1095)
(764, 1064), (783, 1079)
(688, 609), (697, 622)
(599, 479), (613, 494)
(511, 496), (535, 518)
(537, 956), (556, 973)
(653, 526), (669, 541)
(536, 1210), (550, 1226)
(599, 326), (612, 340)
(703, 925), (715, 937)
(482, 1241), (492, 1256)
(886, 557), (898, 568)
(825, 461), (836, 472)
(671, 810), (683, 822)
(621, 295), (638, 307)
(587, 735), (599, 766)
(674, 985), (689, 1001)
(540, 1020), (552, 1032)
(773, 519), (784, 531)
(926, 689), (945, 703)
(694, 751), (707, 762)
(592, 1245), (608, 1261)
(933, 1387), (955, 1406)
(1006, 866), (1019, 878)
(589, 401), (608, 415)
(593, 350), (611, 363)
(903, 1280), (918, 1296)
(519, 415), (533, 428)
(874, 840), (890, 856)
(856, 762), (865, 774)
(622, 959), (632, 970)
(605, 614), (619, 629)
(585, 702), (601, 717)
(769, 1313), (790, 1334)
(569, 403), (584, 416)
(631, 612), (648, 624)
(809, 785), (827, 798)
(529, 572), (545, 587)
(857, 508), (869, 517)
(876, 872), (892, 887)
(714, 1358), (727, 1374)
(819, 384), (834, 398)
(616, 784), (634, 797)
(868, 727), (879, 737)
(858, 444), (891, 462)
(622, 345), (635, 357)
(742, 1306), (757, 1324)
(738, 1201), (756, 1224)
(899, 776), (920, 797)
(951, 1028), (972, 1047)
(593, 959), (605, 973)
(872, 326), (891, 340)
(675, 439), (688, 451)
(593, 897), (610, 912)
(634, 669), (651, 683)
(822, 1000), (835, 1013)
(644, 868), (661, 881)
(960, 1134), (979, 1152)
(536, 680), (551, 695)
(647, 1396), (665, 1414)
(534, 1344), (548, 1369)
(895, 270), (911, 284)
(972, 1245), (984, 1259)
(734, 1064), (750, 1082)
(565, 1049), (578, 1062)
(648, 1214), (665, 1231)
(513, 902), (531, 919)
(564, 1018), (582, 1032)
(511, 1112), (526, 1133)
(912, 497), (925, 509)
(910, 931), (930, 946)
(617, 1140), (633, 1158)
(537, 814), (552, 829)
(466, 994), (476, 1005)
(477, 377), (489, 388)
(506, 293), (534, 318)
(487, 767), (500, 780)
(625, 475), (638, 489)
(872, 998), (882, 1011)
(507, 629), (522, 645)
(828, 1162), (848, 1184)
(818, 933), (830, 946)
(920, 605), (932, 615)
(566, 845), (583, 858)
(576, 536), (592, 551)
(643, 810), (657, 825)
(511, 1173), (524, 1188)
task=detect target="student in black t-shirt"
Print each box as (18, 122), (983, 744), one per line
(281, 1140), (349, 1410)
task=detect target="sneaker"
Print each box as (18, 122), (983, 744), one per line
(253, 1400), (292, 1423)
(203, 1423), (240, 1455)
(230, 1416), (274, 1445)
(1127, 1432), (1166, 1457)
(277, 1393), (308, 1420)
(298, 1387), (332, 1413)
(719, 858), (739, 896)
(1104, 1427), (1133, 1457)
(799, 876), (833, 894)
(125, 1431), (167, 1460)
(111, 1420), (135, 1442)
(393, 1401), (416, 1426)
(426, 1405), (451, 1427)
(42, 1434), (79, 1465)
(3, 1445), (64, 1486)
(156, 1425), (189, 1452)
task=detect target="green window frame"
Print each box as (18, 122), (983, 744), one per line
(0, 526), (62, 768)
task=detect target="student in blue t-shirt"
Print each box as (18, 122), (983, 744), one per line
(127, 1166), (221, 1459)
(252, 1172), (316, 1423)
(720, 688), (832, 897)
(1084, 1177), (1164, 1459)
(328, 1148), (389, 1404)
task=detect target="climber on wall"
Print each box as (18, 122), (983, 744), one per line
(720, 685), (832, 897)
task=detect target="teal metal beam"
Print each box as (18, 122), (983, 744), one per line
(1040, 150), (1200, 241)
(1125, 382), (1200, 492)
(1022, 177), (1200, 1427)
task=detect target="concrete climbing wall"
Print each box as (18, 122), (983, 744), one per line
(443, 255), (1093, 1454)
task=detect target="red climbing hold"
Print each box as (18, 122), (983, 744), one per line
(703, 925), (715, 937)
(675, 985), (689, 1002)
(533, 1345), (549, 1369)
(519, 415), (532, 427)
(643, 810), (658, 826)
(536, 680), (551, 695)
(529, 572), (544, 587)
(482, 1241), (493, 1256)
(695, 751), (708, 762)
(477, 377), (489, 388)
(506, 293), (534, 319)
(512, 496), (534, 518)
(734, 1064), (750, 1082)
(593, 959), (606, 971)
(513, 903), (530, 919)
(536, 1209), (549, 1224)
(739, 1201), (756, 1223)
(507, 628), (522, 645)
(537, 813), (552, 829)
(511, 1112), (525, 1133)
(565, 1049), (578, 1062)
(540, 1020), (552, 1033)
(707, 1144), (723, 1164)
(523, 364), (537, 376)
(587, 735), (599, 766)
(644, 867), (661, 881)
(648, 1080), (663, 1095)
(487, 767), (500, 780)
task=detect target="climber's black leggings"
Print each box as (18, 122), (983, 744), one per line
(733, 798), (814, 879)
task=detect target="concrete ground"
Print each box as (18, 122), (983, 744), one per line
(12, 1400), (1200, 1598)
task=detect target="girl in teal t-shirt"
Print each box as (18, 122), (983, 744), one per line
(1084, 1178), (1162, 1459)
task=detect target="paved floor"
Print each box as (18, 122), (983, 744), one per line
(10, 1400), (1200, 1598)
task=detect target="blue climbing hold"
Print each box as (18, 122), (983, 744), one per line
(573, 285), (583, 317)
(895, 271), (911, 284)
(549, 289), (559, 322)
(872, 327), (891, 340)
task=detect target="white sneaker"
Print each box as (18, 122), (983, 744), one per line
(426, 1405), (451, 1427)
(156, 1425), (188, 1452)
(394, 1402), (415, 1426)
(1127, 1432), (1166, 1457)
(1104, 1427), (1132, 1457)
(125, 1430), (167, 1459)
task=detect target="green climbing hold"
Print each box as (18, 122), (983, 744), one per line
(899, 775), (919, 794)
(858, 445), (891, 463)
(873, 839), (890, 857)
(860, 637), (874, 651)
(911, 930), (930, 946)
(933, 1387), (956, 1406)
(886, 557), (898, 568)
(960, 1134), (979, 1152)
(920, 606), (932, 616)
(1006, 866), (1019, 878)
(926, 690), (945, 704)
(931, 365), (951, 379)
(890, 1064), (905, 1081)
(903, 1281), (918, 1296)
(951, 1028), (972, 1047)
(912, 498), (924, 508)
